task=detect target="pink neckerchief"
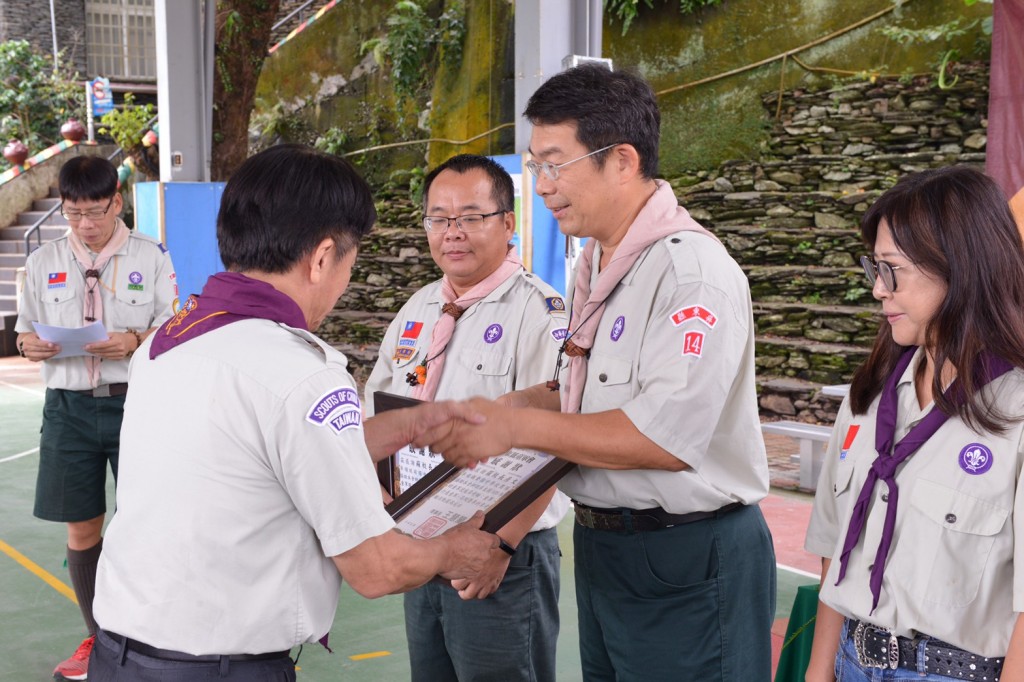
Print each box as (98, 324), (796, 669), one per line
(561, 180), (718, 413)
(412, 247), (523, 401)
(67, 219), (130, 387)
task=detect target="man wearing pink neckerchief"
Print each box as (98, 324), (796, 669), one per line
(365, 154), (569, 682)
(419, 65), (777, 681)
(16, 155), (176, 681)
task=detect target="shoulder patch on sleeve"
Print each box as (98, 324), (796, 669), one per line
(306, 387), (363, 434)
(670, 304), (718, 328)
(545, 296), (565, 313)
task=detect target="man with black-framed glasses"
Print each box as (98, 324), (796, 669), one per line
(365, 154), (569, 682)
(14, 154), (176, 681)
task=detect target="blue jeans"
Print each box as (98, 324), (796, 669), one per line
(404, 526), (561, 682)
(88, 629), (296, 681)
(574, 503), (776, 682)
(835, 620), (971, 681)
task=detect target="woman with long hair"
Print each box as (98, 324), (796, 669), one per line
(804, 165), (1024, 681)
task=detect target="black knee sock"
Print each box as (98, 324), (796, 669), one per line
(67, 539), (102, 637)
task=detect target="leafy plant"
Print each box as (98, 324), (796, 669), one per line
(844, 286), (868, 302)
(314, 127), (351, 156)
(0, 40), (83, 167)
(360, 1), (466, 108)
(98, 93), (155, 150)
(605, 0), (723, 36)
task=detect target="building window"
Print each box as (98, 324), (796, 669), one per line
(85, 0), (156, 80)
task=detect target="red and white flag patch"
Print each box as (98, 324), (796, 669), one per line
(682, 330), (705, 357)
(670, 305), (718, 328)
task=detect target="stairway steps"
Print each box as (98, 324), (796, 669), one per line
(16, 210), (68, 227)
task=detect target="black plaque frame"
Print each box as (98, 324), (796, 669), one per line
(373, 391), (575, 534)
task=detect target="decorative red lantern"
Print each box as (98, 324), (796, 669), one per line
(3, 139), (29, 166)
(60, 118), (86, 142)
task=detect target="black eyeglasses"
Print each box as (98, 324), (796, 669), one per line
(860, 255), (905, 293)
(423, 210), (508, 234)
(61, 197), (114, 222)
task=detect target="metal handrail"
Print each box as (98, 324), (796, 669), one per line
(272, 0), (317, 30)
(22, 146), (127, 257)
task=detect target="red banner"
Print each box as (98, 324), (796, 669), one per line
(986, 0), (1024, 229)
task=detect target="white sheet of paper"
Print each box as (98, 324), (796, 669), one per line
(32, 321), (109, 358)
(393, 447), (554, 538)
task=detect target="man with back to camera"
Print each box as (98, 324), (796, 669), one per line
(15, 155), (176, 681)
(364, 154), (569, 682)
(87, 144), (498, 682)
(418, 64), (777, 681)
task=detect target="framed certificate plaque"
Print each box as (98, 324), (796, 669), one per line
(374, 391), (575, 536)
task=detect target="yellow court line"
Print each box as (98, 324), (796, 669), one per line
(349, 651), (391, 661)
(0, 537), (77, 604)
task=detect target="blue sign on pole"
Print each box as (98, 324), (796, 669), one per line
(90, 77), (113, 117)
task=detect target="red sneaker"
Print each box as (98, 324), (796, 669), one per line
(53, 635), (95, 681)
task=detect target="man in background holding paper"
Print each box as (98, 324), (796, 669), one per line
(14, 155), (176, 681)
(364, 154), (569, 682)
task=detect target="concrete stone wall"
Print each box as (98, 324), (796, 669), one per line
(0, 0), (87, 76)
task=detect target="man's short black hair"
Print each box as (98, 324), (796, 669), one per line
(217, 144), (377, 273)
(524, 64), (661, 180)
(422, 154), (514, 213)
(59, 156), (118, 202)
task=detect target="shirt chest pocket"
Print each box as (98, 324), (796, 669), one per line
(451, 350), (514, 396)
(114, 285), (156, 329)
(39, 282), (81, 326)
(583, 355), (633, 412)
(909, 478), (1009, 607)
(831, 462), (855, 499)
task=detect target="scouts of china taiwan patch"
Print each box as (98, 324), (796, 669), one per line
(545, 297), (565, 313)
(306, 387), (362, 434)
(47, 272), (67, 289)
(128, 271), (144, 291)
(670, 304), (718, 328)
(394, 320), (424, 361)
(839, 424), (860, 461)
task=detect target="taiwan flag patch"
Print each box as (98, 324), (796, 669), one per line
(840, 424), (860, 461)
(401, 321), (424, 340)
(47, 272), (67, 289)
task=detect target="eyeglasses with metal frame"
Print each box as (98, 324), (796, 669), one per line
(422, 210), (508, 234)
(525, 142), (621, 181)
(860, 255), (905, 292)
(61, 197), (114, 222)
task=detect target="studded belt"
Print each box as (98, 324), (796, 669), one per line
(850, 619), (1003, 680)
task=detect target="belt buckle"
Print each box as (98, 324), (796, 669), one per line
(853, 622), (899, 670)
(93, 384), (111, 398)
(576, 506), (596, 528)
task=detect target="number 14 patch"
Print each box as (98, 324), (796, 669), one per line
(682, 330), (705, 357)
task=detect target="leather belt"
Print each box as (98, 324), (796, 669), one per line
(573, 501), (742, 532)
(103, 630), (290, 664)
(70, 383), (128, 398)
(849, 619), (1003, 679)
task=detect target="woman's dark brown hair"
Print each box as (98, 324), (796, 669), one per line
(849, 165), (1024, 433)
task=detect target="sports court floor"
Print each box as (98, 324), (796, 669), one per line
(0, 354), (818, 680)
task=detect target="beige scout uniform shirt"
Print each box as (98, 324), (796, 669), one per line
(95, 319), (395, 655)
(557, 231), (769, 513)
(806, 348), (1024, 657)
(365, 270), (571, 530)
(15, 224), (176, 390)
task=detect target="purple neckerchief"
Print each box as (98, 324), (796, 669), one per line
(149, 272), (307, 359)
(835, 347), (1013, 612)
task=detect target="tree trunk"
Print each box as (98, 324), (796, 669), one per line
(211, 0), (281, 181)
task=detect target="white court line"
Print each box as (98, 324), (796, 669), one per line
(777, 562), (819, 580)
(0, 379), (45, 397)
(0, 447), (39, 464)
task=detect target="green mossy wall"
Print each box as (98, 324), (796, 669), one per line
(606, 0), (990, 174)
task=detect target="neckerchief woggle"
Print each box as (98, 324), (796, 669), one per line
(835, 347), (1013, 612)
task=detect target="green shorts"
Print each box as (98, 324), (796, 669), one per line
(34, 388), (125, 523)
